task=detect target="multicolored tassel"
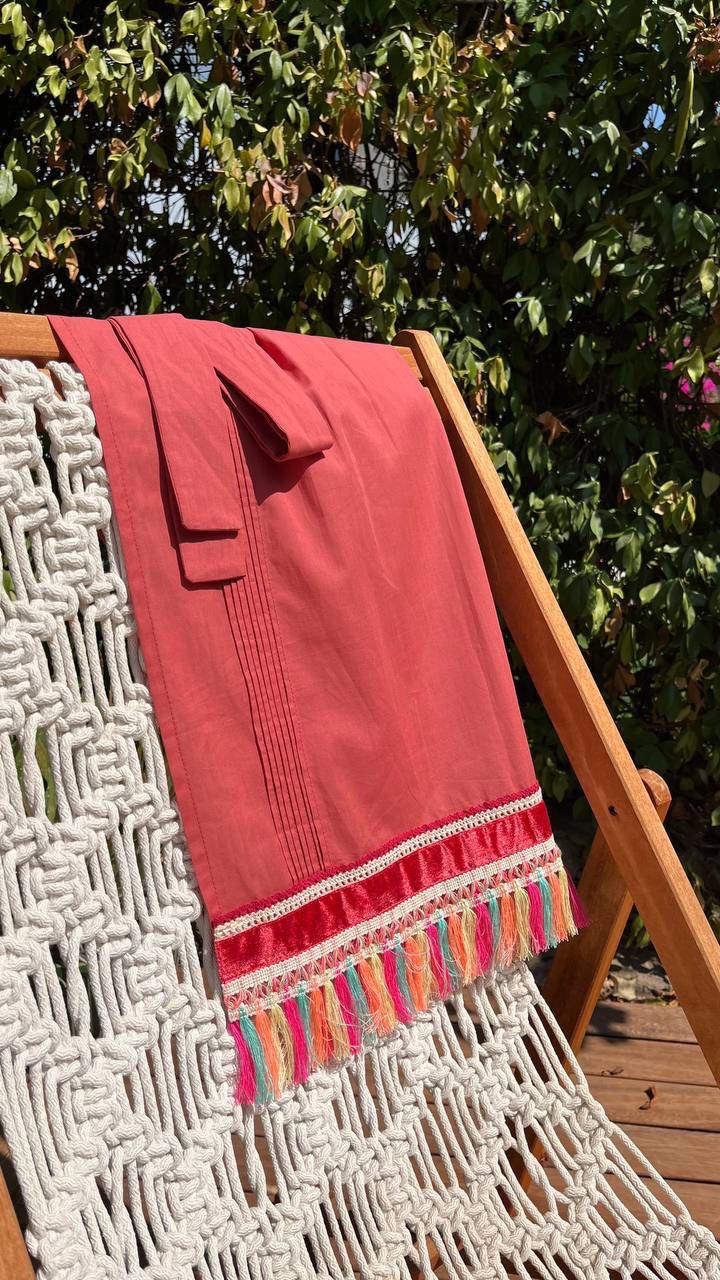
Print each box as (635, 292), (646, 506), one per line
(229, 867), (585, 1105)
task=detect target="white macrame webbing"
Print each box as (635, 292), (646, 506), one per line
(0, 356), (717, 1280)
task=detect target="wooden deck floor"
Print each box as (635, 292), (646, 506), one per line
(577, 1000), (720, 1237)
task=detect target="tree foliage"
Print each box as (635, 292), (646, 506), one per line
(1, 0), (720, 835)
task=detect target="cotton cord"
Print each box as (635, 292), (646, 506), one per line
(0, 357), (717, 1279)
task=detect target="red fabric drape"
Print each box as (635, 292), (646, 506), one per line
(49, 316), (582, 1101)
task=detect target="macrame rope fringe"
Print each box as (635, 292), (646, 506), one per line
(230, 865), (587, 1104)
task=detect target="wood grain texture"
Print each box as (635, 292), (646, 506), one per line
(0, 311), (61, 361)
(0, 1169), (33, 1280)
(588, 1077), (720, 1132)
(580, 1034), (716, 1088)
(542, 768), (669, 1056)
(394, 327), (720, 1090)
(590, 1001), (696, 1044)
(621, 1124), (720, 1183)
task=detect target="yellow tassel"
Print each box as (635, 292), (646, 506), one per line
(460, 900), (478, 981)
(447, 910), (469, 982)
(269, 1003), (294, 1092)
(367, 952), (397, 1034)
(324, 979), (351, 1057)
(514, 885), (532, 960)
(557, 866), (578, 939)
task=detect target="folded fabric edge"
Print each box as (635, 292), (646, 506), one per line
(216, 793), (587, 1106)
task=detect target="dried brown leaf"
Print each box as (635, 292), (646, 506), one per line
(536, 410), (570, 444)
(339, 107), (363, 152)
(639, 1085), (657, 1111)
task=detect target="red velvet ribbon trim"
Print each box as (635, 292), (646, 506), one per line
(215, 789), (552, 987)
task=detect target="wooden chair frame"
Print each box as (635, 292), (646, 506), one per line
(0, 314), (719, 1278)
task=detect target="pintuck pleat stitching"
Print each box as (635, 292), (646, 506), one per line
(223, 417), (325, 882)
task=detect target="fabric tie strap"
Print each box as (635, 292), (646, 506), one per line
(109, 314), (246, 584)
(108, 315), (332, 584)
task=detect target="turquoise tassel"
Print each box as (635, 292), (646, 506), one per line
(296, 986), (312, 1051)
(239, 1008), (270, 1106)
(346, 963), (374, 1041)
(538, 875), (557, 947)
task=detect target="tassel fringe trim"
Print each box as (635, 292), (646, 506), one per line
(228, 865), (587, 1105)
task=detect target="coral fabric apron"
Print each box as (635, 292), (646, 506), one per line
(49, 315), (584, 1103)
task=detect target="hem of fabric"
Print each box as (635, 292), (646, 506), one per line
(215, 788), (587, 1106)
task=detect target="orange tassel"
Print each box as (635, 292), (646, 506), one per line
(549, 872), (568, 943)
(498, 892), (518, 967)
(309, 984), (331, 1063)
(367, 952), (397, 1034)
(358, 956), (395, 1035)
(447, 910), (470, 983)
(254, 1008), (281, 1096)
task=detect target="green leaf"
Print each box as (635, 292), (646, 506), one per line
(214, 83), (235, 128)
(639, 582), (663, 604)
(269, 49), (283, 80)
(164, 73), (191, 106)
(107, 47), (132, 65)
(140, 281), (162, 313)
(699, 259), (715, 296)
(0, 168), (17, 207)
(222, 176), (241, 212)
(485, 355), (508, 396)
(685, 345), (705, 385)
(527, 297), (544, 331)
(702, 470), (720, 498)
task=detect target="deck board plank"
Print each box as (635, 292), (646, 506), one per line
(579, 1034), (716, 1087)
(588, 1000), (696, 1043)
(620, 1123), (720, 1183)
(582, 999), (720, 1241)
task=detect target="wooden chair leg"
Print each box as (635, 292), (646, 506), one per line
(0, 1164), (32, 1280)
(542, 768), (671, 1055)
(510, 770), (671, 1195)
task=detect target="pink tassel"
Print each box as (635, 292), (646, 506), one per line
(527, 881), (547, 953)
(427, 923), (451, 998)
(334, 971), (362, 1054)
(284, 997), (310, 1084)
(475, 901), (494, 974)
(229, 1020), (256, 1105)
(382, 946), (412, 1023)
(567, 874), (589, 929)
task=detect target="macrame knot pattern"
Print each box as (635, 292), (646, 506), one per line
(0, 357), (717, 1279)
